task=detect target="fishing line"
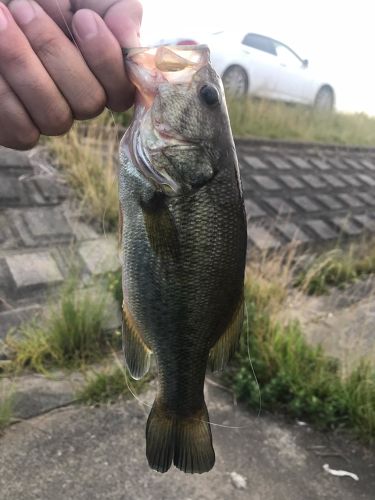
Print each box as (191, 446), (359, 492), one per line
(54, 0), (120, 237)
(195, 301), (262, 430)
(112, 349), (153, 410)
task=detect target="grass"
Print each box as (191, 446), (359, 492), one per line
(296, 241), (375, 294)
(228, 272), (375, 441)
(0, 387), (13, 433)
(6, 281), (112, 372)
(78, 364), (151, 405)
(106, 270), (123, 308)
(48, 113), (120, 231)
(227, 97), (375, 146)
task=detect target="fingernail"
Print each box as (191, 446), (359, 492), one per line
(73, 10), (99, 41)
(0, 6), (9, 31)
(9, 0), (38, 26)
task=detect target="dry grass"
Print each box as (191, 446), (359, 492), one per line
(48, 113), (120, 231)
(227, 97), (375, 146)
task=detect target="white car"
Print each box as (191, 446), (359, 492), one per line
(206, 32), (335, 110)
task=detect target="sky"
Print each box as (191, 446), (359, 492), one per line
(141, 0), (375, 115)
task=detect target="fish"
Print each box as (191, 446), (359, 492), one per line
(118, 44), (247, 474)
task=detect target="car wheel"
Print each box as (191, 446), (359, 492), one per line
(222, 66), (248, 97)
(314, 86), (335, 111)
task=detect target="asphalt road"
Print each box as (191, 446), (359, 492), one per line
(1, 382), (374, 500)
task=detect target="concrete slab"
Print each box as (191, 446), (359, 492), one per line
(5, 252), (64, 291)
(0, 383), (373, 500)
(79, 238), (120, 275)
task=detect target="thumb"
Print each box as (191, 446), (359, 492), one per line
(104, 0), (143, 48)
(73, 0), (142, 47)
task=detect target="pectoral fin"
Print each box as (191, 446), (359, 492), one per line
(208, 295), (244, 372)
(142, 197), (180, 259)
(122, 304), (152, 380)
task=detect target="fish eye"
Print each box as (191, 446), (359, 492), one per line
(199, 84), (220, 107)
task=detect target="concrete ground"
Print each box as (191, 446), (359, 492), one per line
(0, 380), (374, 500)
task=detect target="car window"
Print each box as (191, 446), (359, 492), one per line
(242, 34), (276, 55)
(274, 43), (303, 68)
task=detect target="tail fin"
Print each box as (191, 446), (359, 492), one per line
(146, 400), (215, 474)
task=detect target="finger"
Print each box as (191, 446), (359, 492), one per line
(72, 9), (134, 111)
(0, 3), (72, 135)
(0, 75), (39, 150)
(104, 0), (142, 48)
(73, 0), (143, 47)
(26, 0), (73, 34)
(9, 0), (106, 120)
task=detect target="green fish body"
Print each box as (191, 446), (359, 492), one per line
(119, 45), (247, 474)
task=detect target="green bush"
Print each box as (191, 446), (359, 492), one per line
(229, 279), (375, 440)
(78, 365), (150, 405)
(7, 282), (111, 372)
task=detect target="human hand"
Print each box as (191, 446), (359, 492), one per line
(0, 0), (142, 149)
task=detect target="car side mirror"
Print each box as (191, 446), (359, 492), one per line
(302, 59), (309, 68)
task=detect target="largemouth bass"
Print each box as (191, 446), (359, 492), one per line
(119, 44), (247, 474)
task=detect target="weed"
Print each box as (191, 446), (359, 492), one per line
(48, 113), (120, 231)
(0, 387), (13, 432)
(7, 281), (111, 372)
(296, 243), (375, 294)
(78, 365), (150, 405)
(227, 97), (375, 146)
(106, 270), (123, 308)
(229, 276), (375, 441)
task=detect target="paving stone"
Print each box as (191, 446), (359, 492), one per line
(327, 158), (347, 170)
(0, 305), (43, 339)
(0, 177), (21, 205)
(279, 175), (305, 190)
(288, 156), (310, 169)
(305, 220), (338, 240)
(337, 193), (363, 208)
(243, 155), (267, 170)
(343, 158), (364, 170)
(23, 208), (73, 240)
(357, 192), (375, 206)
(322, 174), (346, 188)
(34, 177), (69, 202)
(244, 199), (266, 219)
(248, 226), (280, 250)
(315, 194), (343, 210)
(301, 174), (325, 189)
(353, 214), (375, 232)
(357, 174), (375, 187)
(264, 197), (295, 215)
(359, 158), (375, 171)
(0, 147), (31, 168)
(332, 218), (362, 236)
(267, 156), (291, 170)
(5, 252), (64, 291)
(79, 238), (120, 275)
(276, 222), (310, 243)
(251, 175), (281, 190)
(339, 174), (362, 187)
(309, 158), (330, 171)
(292, 196), (321, 212)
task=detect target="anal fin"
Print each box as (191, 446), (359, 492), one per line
(122, 304), (152, 380)
(209, 295), (244, 372)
